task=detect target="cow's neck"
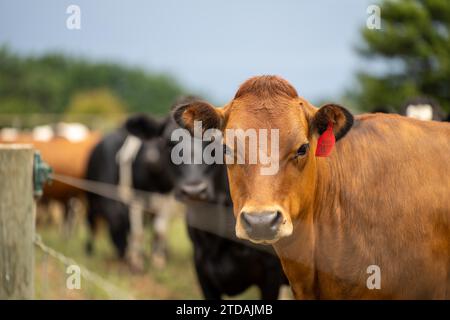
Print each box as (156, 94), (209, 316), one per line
(273, 208), (317, 299)
(273, 154), (344, 299)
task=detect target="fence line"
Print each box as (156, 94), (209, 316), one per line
(33, 173), (273, 300)
(51, 173), (144, 206)
(50, 173), (275, 255)
(34, 234), (134, 300)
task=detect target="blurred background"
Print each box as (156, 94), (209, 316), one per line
(0, 0), (449, 299)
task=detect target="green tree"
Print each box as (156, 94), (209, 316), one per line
(0, 46), (186, 115)
(65, 88), (127, 115)
(348, 0), (450, 114)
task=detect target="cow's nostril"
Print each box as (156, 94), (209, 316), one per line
(271, 211), (282, 228)
(241, 212), (252, 229)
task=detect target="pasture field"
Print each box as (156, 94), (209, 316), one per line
(34, 211), (259, 300)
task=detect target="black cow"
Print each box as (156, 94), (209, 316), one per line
(85, 120), (173, 269)
(125, 97), (289, 299)
(371, 98), (449, 122)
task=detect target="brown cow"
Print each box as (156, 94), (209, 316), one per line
(0, 130), (101, 229)
(173, 75), (450, 299)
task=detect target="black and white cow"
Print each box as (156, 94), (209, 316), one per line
(125, 96), (290, 299)
(401, 97), (445, 121)
(85, 118), (175, 271)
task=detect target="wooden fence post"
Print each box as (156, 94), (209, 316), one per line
(0, 145), (35, 299)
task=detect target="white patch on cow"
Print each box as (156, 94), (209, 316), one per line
(33, 125), (54, 141)
(57, 122), (89, 142)
(0, 128), (19, 141)
(145, 147), (160, 164)
(115, 134), (144, 270)
(406, 104), (433, 121)
(115, 135), (142, 202)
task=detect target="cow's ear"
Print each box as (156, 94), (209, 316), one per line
(125, 114), (165, 139)
(312, 103), (354, 141)
(172, 101), (224, 137)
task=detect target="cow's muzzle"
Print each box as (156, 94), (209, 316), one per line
(236, 207), (293, 244)
(179, 181), (208, 201)
(240, 210), (283, 242)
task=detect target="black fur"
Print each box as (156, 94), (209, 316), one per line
(172, 103), (191, 129)
(125, 113), (165, 139)
(314, 104), (354, 141)
(85, 119), (173, 259)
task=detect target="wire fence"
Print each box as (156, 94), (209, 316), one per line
(34, 234), (134, 299)
(32, 171), (277, 299)
(49, 173), (275, 254)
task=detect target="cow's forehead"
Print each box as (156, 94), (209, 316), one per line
(225, 96), (310, 141)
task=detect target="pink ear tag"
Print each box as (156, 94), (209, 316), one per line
(315, 122), (335, 157)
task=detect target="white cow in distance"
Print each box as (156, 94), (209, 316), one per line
(56, 122), (90, 142)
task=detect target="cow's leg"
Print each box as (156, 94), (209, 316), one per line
(85, 198), (99, 255)
(150, 194), (178, 269)
(126, 201), (145, 273)
(151, 212), (169, 269)
(36, 198), (50, 226)
(110, 223), (128, 259)
(108, 206), (130, 259)
(62, 198), (77, 238)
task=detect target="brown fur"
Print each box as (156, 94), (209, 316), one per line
(234, 75), (298, 100)
(173, 76), (450, 299)
(276, 114), (450, 299)
(173, 101), (224, 135)
(0, 133), (101, 201)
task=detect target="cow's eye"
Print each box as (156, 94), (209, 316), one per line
(295, 143), (309, 158)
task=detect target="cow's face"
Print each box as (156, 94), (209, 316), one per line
(125, 113), (168, 168)
(167, 133), (221, 203)
(173, 76), (353, 244)
(126, 112), (223, 204)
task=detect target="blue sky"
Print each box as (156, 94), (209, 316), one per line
(0, 0), (376, 104)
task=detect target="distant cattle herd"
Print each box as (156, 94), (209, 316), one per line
(1, 76), (449, 299)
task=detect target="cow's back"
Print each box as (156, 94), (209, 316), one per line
(314, 114), (450, 299)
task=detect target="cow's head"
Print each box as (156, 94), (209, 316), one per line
(125, 113), (168, 166)
(402, 97), (444, 121)
(173, 76), (353, 244)
(126, 96), (226, 204)
(168, 135), (226, 203)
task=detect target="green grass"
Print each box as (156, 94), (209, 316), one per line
(34, 212), (259, 299)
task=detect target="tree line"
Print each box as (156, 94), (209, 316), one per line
(0, 46), (185, 116)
